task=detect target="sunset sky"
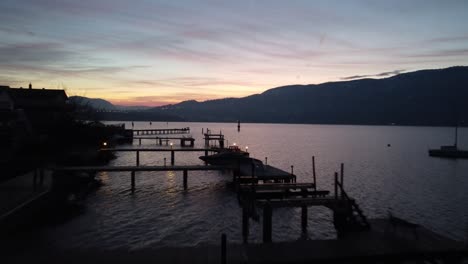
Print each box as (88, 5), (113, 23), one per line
(1, 0), (467, 106)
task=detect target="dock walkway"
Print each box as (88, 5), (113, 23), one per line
(0, 169), (51, 229)
(132, 127), (190, 136)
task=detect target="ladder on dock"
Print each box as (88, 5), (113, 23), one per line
(239, 163), (371, 243)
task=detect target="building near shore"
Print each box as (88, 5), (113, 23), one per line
(0, 84), (69, 152)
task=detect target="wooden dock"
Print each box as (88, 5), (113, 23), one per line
(101, 148), (221, 166)
(132, 127), (190, 136)
(53, 165), (228, 191)
(132, 136), (195, 147)
(239, 167), (370, 243)
(237, 162), (296, 184)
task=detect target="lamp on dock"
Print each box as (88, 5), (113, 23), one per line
(102, 142), (108, 147)
(170, 142), (173, 149)
(233, 142), (236, 146)
(245, 146), (249, 152)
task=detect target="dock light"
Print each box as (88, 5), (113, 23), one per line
(170, 142), (173, 149)
(233, 142), (236, 146)
(102, 142), (107, 147)
(245, 146), (249, 152)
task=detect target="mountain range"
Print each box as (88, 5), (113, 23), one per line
(72, 66), (468, 126)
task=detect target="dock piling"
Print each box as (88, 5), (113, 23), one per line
(131, 171), (135, 193)
(171, 150), (175, 165)
(136, 151), (140, 166)
(340, 163), (344, 198)
(265, 157), (268, 165)
(183, 170), (188, 190)
(312, 156), (317, 191)
(263, 203), (273, 243)
(242, 206), (249, 243)
(221, 233), (227, 264)
(301, 205), (308, 233)
(334, 172), (338, 200)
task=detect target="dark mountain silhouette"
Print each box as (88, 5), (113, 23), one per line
(149, 66), (468, 126)
(69, 96), (151, 111)
(69, 96), (182, 121)
(75, 66), (468, 126)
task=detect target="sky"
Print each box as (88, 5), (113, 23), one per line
(1, 0), (467, 106)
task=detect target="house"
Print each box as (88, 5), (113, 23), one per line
(0, 85), (69, 150)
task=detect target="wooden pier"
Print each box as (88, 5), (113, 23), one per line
(53, 165), (227, 192)
(132, 127), (190, 136)
(101, 148), (221, 166)
(132, 136), (195, 147)
(204, 133), (225, 148)
(239, 164), (370, 243)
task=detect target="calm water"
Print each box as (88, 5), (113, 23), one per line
(38, 122), (468, 249)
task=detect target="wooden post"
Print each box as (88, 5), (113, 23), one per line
(171, 150), (175, 165)
(334, 172), (338, 200)
(301, 205), (308, 233)
(131, 171), (135, 193)
(291, 165), (294, 175)
(139, 138), (141, 145)
(242, 206), (249, 243)
(183, 170), (188, 190)
(164, 157), (166, 167)
(312, 156), (317, 191)
(265, 157), (268, 165)
(136, 151), (140, 166)
(263, 203), (272, 243)
(340, 163), (344, 198)
(221, 233), (227, 264)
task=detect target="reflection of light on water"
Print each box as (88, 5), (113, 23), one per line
(165, 171), (178, 197)
(98, 171), (110, 183)
(97, 171), (113, 196)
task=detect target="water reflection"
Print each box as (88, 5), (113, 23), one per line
(165, 171), (178, 196)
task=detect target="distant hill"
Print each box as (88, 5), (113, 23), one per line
(73, 66), (468, 126)
(69, 96), (117, 111)
(149, 66), (468, 126)
(69, 96), (181, 121)
(69, 96), (151, 111)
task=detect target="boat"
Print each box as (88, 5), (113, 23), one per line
(199, 145), (250, 166)
(429, 126), (468, 158)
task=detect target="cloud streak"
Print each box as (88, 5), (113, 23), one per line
(340, 69), (406, 80)
(1, 1), (468, 105)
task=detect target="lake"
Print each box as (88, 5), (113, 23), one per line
(35, 122), (468, 249)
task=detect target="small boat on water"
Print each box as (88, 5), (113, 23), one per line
(429, 126), (468, 158)
(428, 145), (468, 158)
(200, 145), (250, 166)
